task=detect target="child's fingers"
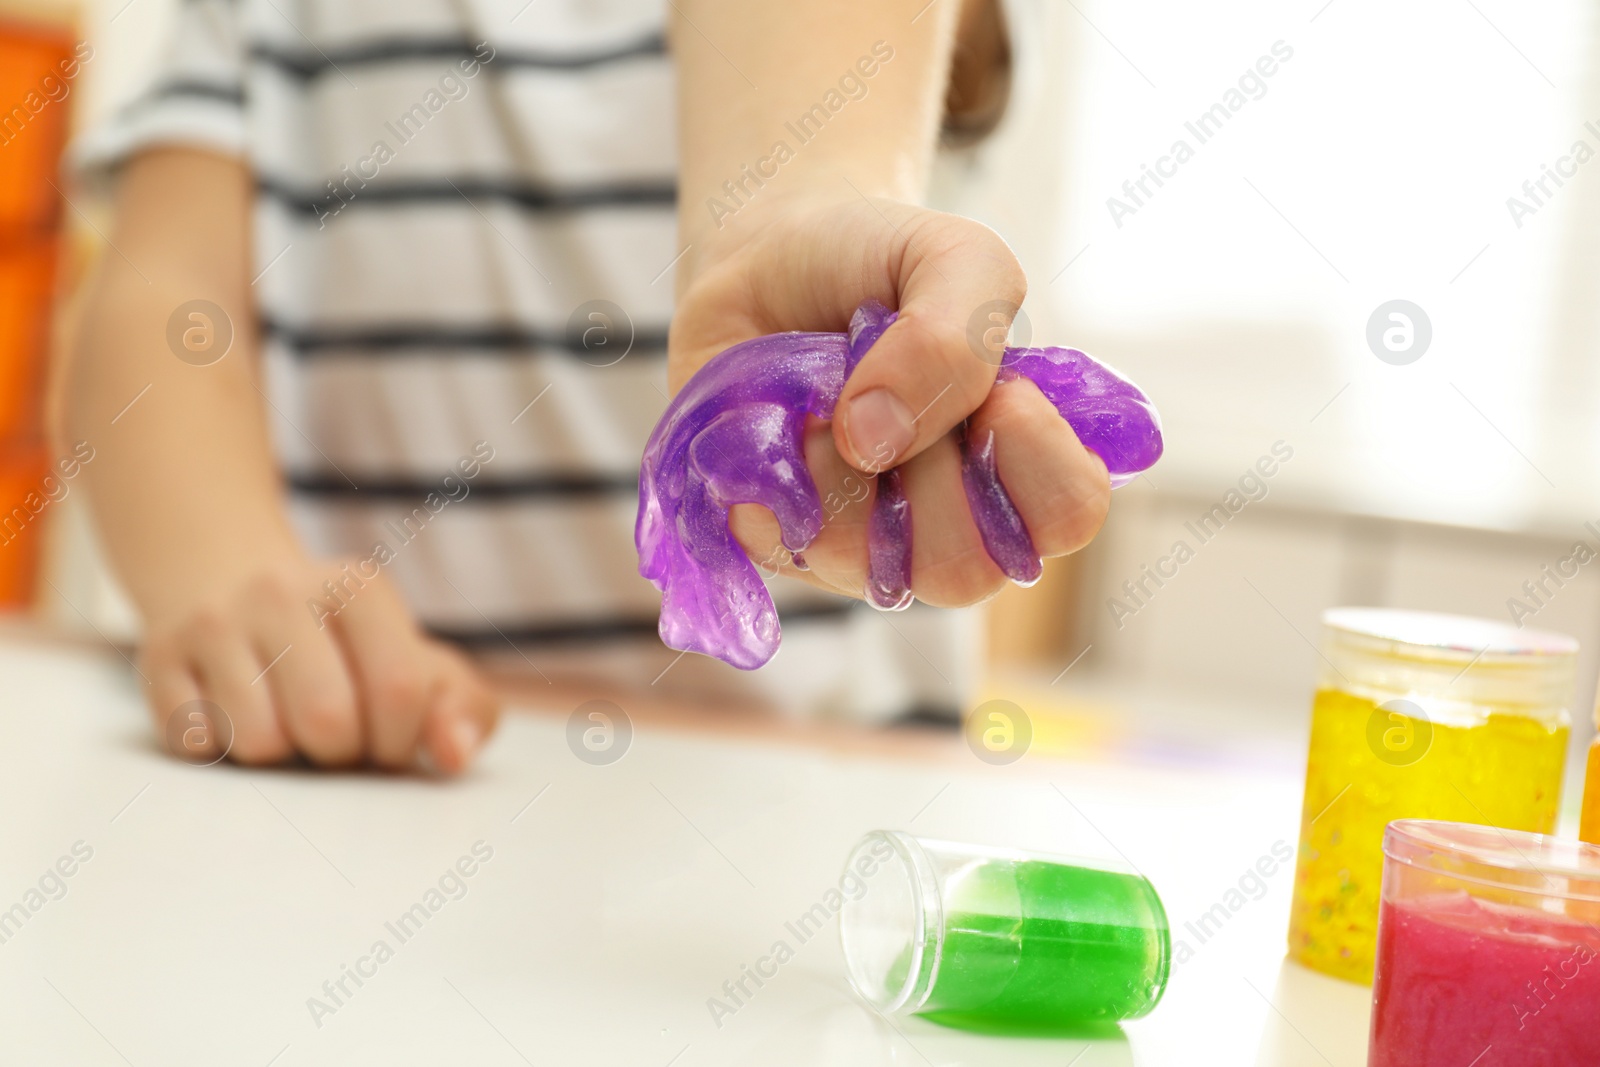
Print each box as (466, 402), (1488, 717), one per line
(326, 572), (432, 770)
(967, 380), (1111, 559)
(185, 621), (293, 765)
(790, 419), (876, 586)
(245, 572), (363, 767)
(727, 417), (872, 594)
(421, 644), (498, 775)
(831, 211), (1022, 472)
(141, 637), (211, 762)
(899, 433), (1010, 608)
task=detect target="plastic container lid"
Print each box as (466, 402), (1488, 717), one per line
(1384, 820), (1600, 904)
(1320, 608), (1578, 720)
(1323, 608), (1577, 660)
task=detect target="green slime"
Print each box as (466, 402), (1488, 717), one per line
(889, 858), (1170, 1033)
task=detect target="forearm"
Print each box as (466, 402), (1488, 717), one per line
(62, 150), (300, 621)
(672, 0), (961, 287)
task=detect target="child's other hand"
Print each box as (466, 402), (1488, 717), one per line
(669, 194), (1111, 607)
(139, 557), (498, 773)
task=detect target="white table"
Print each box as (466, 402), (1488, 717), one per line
(0, 635), (1372, 1066)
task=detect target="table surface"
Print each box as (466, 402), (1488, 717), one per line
(0, 632), (1374, 1067)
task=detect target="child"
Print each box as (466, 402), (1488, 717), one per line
(64, 0), (1110, 771)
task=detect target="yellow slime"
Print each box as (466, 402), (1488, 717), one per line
(1289, 688), (1567, 984)
(1582, 740), (1600, 846)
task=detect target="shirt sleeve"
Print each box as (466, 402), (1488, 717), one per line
(69, 0), (248, 187)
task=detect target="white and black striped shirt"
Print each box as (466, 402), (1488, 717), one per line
(75, 0), (1013, 720)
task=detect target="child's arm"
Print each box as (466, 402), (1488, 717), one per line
(63, 147), (496, 771)
(670, 0), (1110, 607)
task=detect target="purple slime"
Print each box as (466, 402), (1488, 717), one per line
(636, 300), (1162, 670)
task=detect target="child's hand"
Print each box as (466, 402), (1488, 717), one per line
(64, 149), (497, 773)
(139, 555), (498, 772)
(670, 194), (1111, 606)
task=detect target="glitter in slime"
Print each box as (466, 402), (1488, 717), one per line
(635, 300), (1163, 669)
(1368, 822), (1600, 1067)
(1290, 688), (1567, 983)
(1288, 610), (1575, 985)
(1370, 896), (1600, 1067)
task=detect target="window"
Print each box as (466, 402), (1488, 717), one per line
(997, 0), (1596, 533)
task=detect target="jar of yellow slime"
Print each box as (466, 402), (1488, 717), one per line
(1288, 608), (1575, 984)
(1582, 704), (1600, 846)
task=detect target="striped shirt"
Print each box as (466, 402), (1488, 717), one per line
(74, 0), (1016, 721)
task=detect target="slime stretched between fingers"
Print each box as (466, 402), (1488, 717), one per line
(636, 300), (1162, 669)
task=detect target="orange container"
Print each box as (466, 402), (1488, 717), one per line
(0, 16), (80, 610)
(0, 233), (57, 440)
(0, 18), (79, 236)
(0, 439), (49, 606)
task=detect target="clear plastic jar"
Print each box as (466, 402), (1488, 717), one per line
(837, 831), (1169, 1031)
(1370, 820), (1600, 1066)
(1288, 608), (1575, 984)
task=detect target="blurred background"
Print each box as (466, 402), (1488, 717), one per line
(4, 0), (1598, 797)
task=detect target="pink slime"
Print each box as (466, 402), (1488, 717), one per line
(636, 300), (1162, 669)
(1370, 894), (1600, 1067)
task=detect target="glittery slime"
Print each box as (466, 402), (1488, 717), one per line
(1584, 740), (1600, 845)
(1289, 688), (1567, 983)
(635, 300), (1163, 669)
(1369, 894), (1600, 1067)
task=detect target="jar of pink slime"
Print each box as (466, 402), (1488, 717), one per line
(1369, 820), (1600, 1067)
